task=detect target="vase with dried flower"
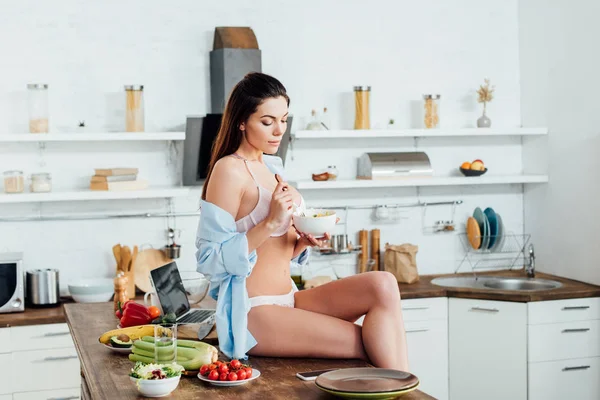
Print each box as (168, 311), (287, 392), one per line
(476, 79), (494, 128)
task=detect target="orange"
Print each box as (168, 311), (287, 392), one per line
(461, 162), (471, 169)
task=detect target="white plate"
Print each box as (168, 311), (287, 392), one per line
(102, 343), (132, 354)
(197, 368), (261, 386)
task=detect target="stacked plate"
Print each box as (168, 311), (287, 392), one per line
(315, 368), (419, 399)
(466, 207), (505, 251)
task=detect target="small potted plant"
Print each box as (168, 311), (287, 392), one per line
(476, 79), (495, 128)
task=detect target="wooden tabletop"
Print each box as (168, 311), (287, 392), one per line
(64, 301), (434, 400)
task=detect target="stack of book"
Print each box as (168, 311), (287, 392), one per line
(90, 168), (148, 191)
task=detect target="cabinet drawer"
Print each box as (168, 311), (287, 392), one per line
(529, 320), (600, 362)
(13, 387), (80, 400)
(528, 298), (600, 325)
(0, 353), (11, 394)
(401, 298), (447, 322)
(11, 323), (74, 351)
(0, 328), (9, 354)
(529, 357), (600, 400)
(12, 348), (80, 392)
(405, 320), (448, 400)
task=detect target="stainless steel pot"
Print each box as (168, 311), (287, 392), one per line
(26, 269), (60, 306)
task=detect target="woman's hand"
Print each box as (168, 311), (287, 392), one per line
(297, 232), (331, 248)
(265, 175), (293, 231)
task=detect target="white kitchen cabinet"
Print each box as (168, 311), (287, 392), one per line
(10, 323), (74, 352)
(0, 396), (10, 400)
(449, 298), (527, 400)
(527, 298), (600, 400)
(11, 348), (80, 393)
(355, 297), (449, 400)
(12, 387), (80, 400)
(0, 354), (12, 395)
(0, 328), (9, 354)
(528, 357), (600, 400)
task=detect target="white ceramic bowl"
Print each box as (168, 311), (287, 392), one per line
(68, 278), (114, 303)
(180, 271), (210, 304)
(292, 209), (337, 238)
(130, 375), (181, 398)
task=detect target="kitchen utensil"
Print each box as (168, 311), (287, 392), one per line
(315, 367), (419, 394)
(114, 272), (128, 312)
(490, 213), (505, 252)
(197, 369), (261, 386)
(357, 152), (433, 180)
(358, 230), (369, 273)
(133, 246), (172, 293)
(466, 217), (481, 250)
(473, 207), (485, 234)
(179, 271), (210, 305)
(26, 269), (60, 306)
(292, 210), (336, 239)
(69, 278), (114, 303)
(112, 244), (122, 272)
(459, 167), (488, 177)
(481, 213), (491, 250)
(484, 207), (498, 249)
(131, 246), (138, 271)
(370, 229), (380, 271)
(336, 234), (349, 252)
(164, 244), (181, 259)
(120, 246), (135, 297)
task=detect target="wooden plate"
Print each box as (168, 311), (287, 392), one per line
(466, 217), (481, 250)
(134, 248), (172, 293)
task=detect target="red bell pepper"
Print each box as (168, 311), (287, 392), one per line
(119, 301), (152, 327)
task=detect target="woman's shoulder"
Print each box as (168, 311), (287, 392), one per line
(211, 156), (247, 181)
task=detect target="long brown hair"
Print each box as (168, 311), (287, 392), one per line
(201, 72), (290, 200)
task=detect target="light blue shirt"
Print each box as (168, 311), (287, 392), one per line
(195, 155), (310, 359)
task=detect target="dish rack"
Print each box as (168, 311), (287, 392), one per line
(456, 233), (531, 274)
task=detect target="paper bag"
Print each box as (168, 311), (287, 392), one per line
(384, 243), (419, 284)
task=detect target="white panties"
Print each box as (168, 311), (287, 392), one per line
(249, 280), (298, 309)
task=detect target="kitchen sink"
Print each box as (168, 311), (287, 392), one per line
(482, 278), (562, 291)
(431, 276), (563, 292)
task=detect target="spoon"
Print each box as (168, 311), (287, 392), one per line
(275, 174), (305, 216)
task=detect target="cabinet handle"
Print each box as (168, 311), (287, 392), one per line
(42, 355), (78, 362)
(562, 365), (591, 371)
(47, 396), (79, 400)
(43, 331), (70, 337)
(403, 307), (430, 311)
(406, 328), (429, 333)
(470, 307), (499, 313)
(562, 328), (590, 333)
(562, 306), (590, 310)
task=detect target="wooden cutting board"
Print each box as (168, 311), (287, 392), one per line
(133, 248), (172, 293)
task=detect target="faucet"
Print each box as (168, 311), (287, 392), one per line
(526, 244), (535, 278)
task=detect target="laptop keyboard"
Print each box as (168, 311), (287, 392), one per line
(178, 309), (215, 324)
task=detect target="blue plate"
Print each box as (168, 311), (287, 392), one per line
(484, 207), (498, 249)
(473, 208), (487, 249)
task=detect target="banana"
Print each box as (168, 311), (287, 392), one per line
(98, 325), (164, 344)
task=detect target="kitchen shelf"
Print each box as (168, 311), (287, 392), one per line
(291, 175), (549, 190)
(0, 132), (185, 142)
(292, 127), (547, 139)
(0, 187), (190, 203)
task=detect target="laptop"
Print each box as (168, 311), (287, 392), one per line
(149, 261), (216, 326)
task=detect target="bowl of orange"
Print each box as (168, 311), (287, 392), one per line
(459, 160), (487, 177)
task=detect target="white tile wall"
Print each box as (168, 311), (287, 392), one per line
(0, 0), (524, 291)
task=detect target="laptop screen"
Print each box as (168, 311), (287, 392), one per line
(150, 262), (190, 318)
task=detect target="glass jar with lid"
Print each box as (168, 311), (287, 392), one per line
(30, 172), (52, 193)
(28, 84), (49, 133)
(3, 171), (25, 193)
(125, 85), (145, 132)
(354, 86), (371, 129)
(327, 165), (339, 180)
(423, 94), (441, 129)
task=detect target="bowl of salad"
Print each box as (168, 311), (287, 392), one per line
(292, 208), (337, 238)
(129, 362), (183, 397)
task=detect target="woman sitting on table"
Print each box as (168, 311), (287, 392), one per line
(196, 72), (408, 370)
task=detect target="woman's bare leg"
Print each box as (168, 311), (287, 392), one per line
(294, 271), (409, 370)
(247, 305), (368, 360)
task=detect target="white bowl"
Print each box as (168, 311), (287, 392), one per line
(130, 375), (180, 398)
(292, 209), (337, 238)
(68, 278), (114, 303)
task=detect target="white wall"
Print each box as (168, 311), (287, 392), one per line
(0, 0), (525, 293)
(520, 0), (600, 285)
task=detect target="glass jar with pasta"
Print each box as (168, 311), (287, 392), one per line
(423, 94), (441, 129)
(125, 85), (145, 132)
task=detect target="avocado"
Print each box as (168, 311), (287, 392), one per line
(110, 334), (133, 348)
